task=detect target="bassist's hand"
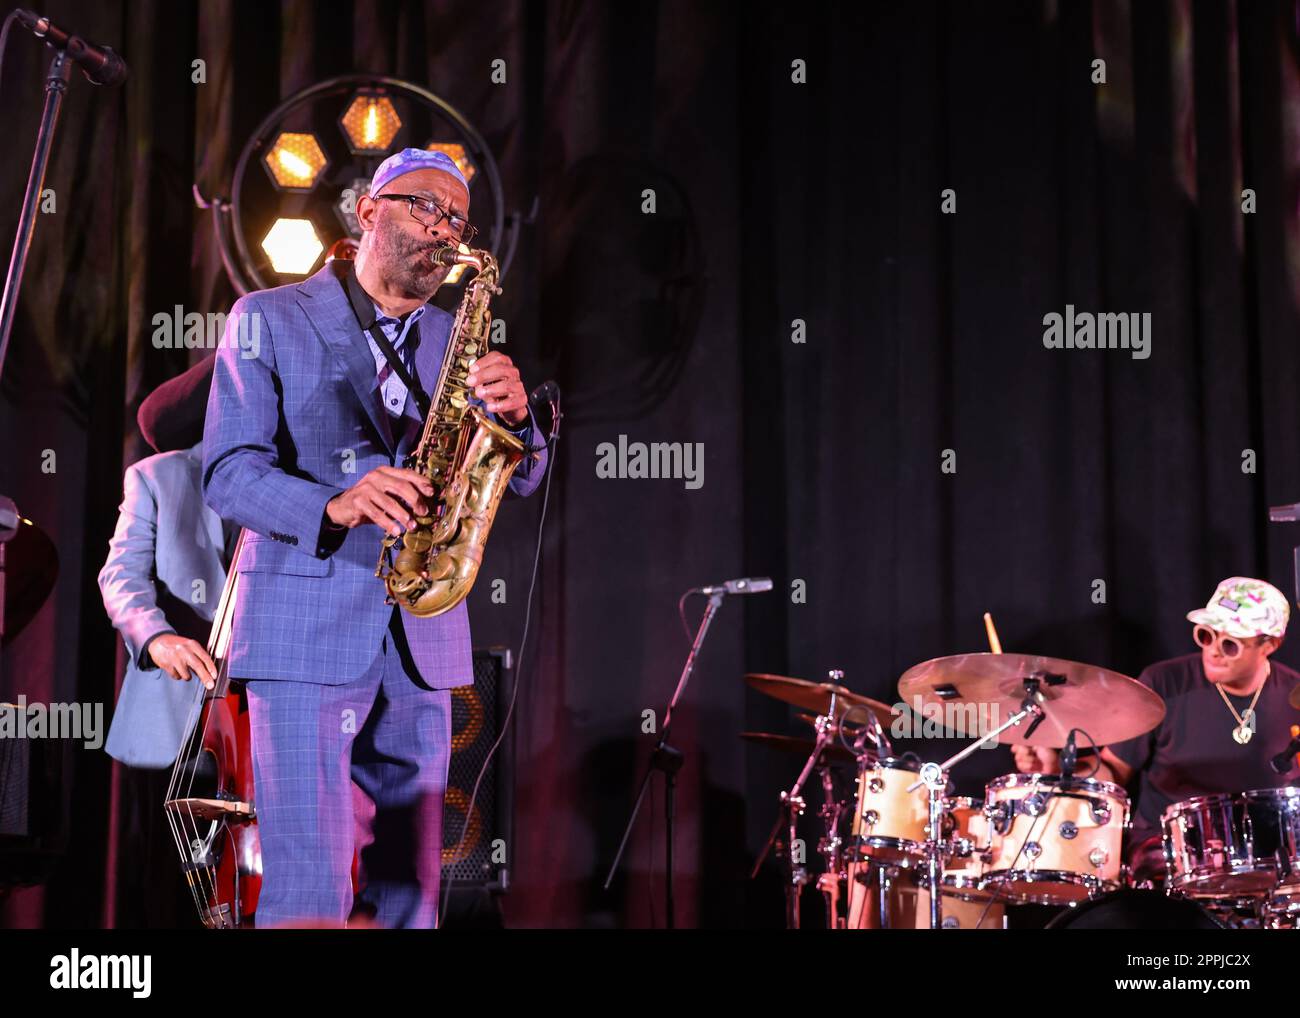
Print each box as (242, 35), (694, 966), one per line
(149, 634), (218, 690)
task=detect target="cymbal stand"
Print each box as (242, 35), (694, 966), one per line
(908, 681), (1049, 928)
(752, 689), (841, 929)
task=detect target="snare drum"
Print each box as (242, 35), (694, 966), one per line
(1162, 787), (1300, 900)
(981, 773), (1128, 905)
(851, 757), (929, 864)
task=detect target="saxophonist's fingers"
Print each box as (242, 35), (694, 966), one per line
(376, 465), (434, 495)
(361, 491), (415, 534)
(473, 379), (519, 402)
(378, 476), (429, 516)
(464, 353), (518, 386)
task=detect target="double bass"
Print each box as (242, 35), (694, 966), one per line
(163, 531), (364, 928)
(163, 530), (260, 928)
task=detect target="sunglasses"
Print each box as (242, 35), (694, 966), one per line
(1192, 624), (1265, 659)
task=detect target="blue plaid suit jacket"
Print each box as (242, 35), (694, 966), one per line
(202, 262), (546, 687)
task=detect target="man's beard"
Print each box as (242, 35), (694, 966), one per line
(372, 225), (448, 299)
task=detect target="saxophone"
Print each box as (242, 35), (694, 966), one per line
(375, 245), (526, 617)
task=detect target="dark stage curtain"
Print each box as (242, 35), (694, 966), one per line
(1, 0), (1298, 929)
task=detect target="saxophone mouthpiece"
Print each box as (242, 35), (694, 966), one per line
(429, 243), (461, 267)
(430, 243), (485, 270)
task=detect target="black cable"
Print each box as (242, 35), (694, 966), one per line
(677, 588), (701, 643)
(436, 408), (559, 927)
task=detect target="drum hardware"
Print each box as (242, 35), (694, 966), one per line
(745, 636), (1171, 929)
(901, 685), (1051, 928)
(751, 679), (853, 929)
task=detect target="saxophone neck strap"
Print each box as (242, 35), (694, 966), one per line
(339, 259), (432, 420)
(366, 319), (431, 421)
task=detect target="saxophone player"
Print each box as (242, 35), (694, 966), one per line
(202, 148), (547, 928)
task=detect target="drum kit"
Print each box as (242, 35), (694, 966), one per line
(745, 638), (1300, 930)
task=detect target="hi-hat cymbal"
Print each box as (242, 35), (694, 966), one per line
(744, 673), (895, 727)
(739, 731), (857, 764)
(896, 652), (1164, 749)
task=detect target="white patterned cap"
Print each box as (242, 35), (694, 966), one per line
(1186, 576), (1291, 639)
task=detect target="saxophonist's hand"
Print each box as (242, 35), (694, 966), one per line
(465, 351), (528, 426)
(326, 466), (435, 536)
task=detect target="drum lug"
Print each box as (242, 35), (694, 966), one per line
(1089, 847), (1109, 868)
(1059, 821), (1078, 840)
(1024, 841), (1042, 860)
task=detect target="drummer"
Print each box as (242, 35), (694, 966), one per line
(1013, 576), (1300, 883)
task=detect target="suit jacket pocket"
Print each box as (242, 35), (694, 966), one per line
(238, 535), (333, 576)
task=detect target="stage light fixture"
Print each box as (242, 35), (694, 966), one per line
(261, 218), (324, 275)
(205, 74), (509, 295)
(340, 92), (402, 153)
(262, 132), (328, 191)
(424, 142), (476, 184)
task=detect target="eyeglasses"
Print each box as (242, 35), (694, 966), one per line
(375, 193), (477, 244)
(1192, 624), (1262, 659)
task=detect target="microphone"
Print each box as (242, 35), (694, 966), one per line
(16, 10), (128, 86)
(1270, 733), (1300, 775)
(1059, 729), (1078, 785)
(526, 380), (561, 443)
(698, 577), (773, 596)
(530, 380), (560, 405)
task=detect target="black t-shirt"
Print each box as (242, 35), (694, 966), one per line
(1109, 653), (1300, 838)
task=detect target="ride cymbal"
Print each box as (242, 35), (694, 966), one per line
(896, 652), (1164, 748)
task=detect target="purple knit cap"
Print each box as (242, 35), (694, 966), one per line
(369, 147), (467, 196)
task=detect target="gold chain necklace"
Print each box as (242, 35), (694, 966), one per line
(1217, 669), (1268, 745)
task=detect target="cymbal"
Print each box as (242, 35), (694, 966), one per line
(897, 652), (1164, 749)
(739, 731), (856, 763)
(744, 673), (896, 727)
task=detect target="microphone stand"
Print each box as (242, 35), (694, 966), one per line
(0, 46), (74, 383)
(604, 588), (726, 928)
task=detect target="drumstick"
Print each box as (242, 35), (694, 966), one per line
(983, 612), (1003, 654)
